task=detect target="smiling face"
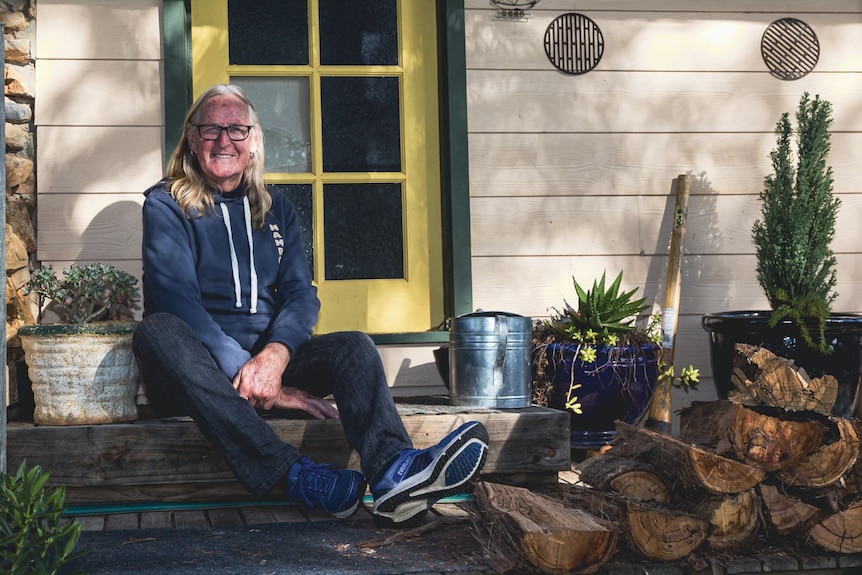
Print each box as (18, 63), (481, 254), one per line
(188, 93), (257, 191)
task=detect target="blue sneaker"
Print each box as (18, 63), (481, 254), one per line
(286, 456), (366, 519)
(371, 421), (489, 526)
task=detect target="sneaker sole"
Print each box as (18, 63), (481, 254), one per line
(372, 422), (489, 524)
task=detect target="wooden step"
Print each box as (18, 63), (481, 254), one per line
(6, 401), (569, 504)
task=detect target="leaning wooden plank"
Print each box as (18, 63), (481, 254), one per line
(473, 481), (618, 575)
(609, 421), (766, 494)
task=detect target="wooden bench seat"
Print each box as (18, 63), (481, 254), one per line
(6, 399), (570, 505)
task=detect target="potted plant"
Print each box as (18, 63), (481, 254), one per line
(702, 92), (862, 418)
(17, 263), (141, 425)
(533, 271), (699, 450)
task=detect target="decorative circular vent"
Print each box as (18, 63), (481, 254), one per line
(544, 13), (604, 75)
(761, 18), (820, 80)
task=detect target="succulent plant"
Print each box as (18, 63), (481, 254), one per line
(552, 270), (649, 342)
(27, 263), (140, 325)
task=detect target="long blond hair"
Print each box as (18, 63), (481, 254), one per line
(165, 84), (271, 229)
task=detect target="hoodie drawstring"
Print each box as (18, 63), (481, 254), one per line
(219, 199), (259, 314)
(243, 196), (259, 314)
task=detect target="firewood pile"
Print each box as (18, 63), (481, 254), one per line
(471, 343), (862, 574)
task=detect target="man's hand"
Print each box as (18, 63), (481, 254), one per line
(273, 387), (340, 420)
(233, 342), (292, 410)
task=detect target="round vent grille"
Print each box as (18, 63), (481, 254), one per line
(761, 18), (820, 80)
(544, 13), (604, 75)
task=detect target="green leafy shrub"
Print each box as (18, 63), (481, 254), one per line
(752, 92), (839, 353)
(28, 263), (140, 325)
(0, 461), (88, 574)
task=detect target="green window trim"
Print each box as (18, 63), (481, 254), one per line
(161, 0), (472, 345)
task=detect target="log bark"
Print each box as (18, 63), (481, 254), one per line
(610, 421), (766, 494)
(758, 483), (821, 537)
(473, 481), (618, 574)
(730, 343), (838, 415)
(576, 455), (670, 504)
(678, 400), (738, 456)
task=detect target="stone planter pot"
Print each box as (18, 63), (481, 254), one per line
(546, 342), (660, 450)
(701, 311), (862, 419)
(18, 321), (140, 425)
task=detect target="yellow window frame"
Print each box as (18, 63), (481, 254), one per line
(190, 0), (443, 334)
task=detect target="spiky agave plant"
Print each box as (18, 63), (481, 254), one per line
(553, 270), (649, 343)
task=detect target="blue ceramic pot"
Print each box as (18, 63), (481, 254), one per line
(702, 311), (862, 418)
(546, 342), (660, 449)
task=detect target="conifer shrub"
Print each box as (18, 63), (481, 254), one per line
(751, 92), (839, 353)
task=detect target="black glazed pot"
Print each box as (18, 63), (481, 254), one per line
(701, 311), (862, 418)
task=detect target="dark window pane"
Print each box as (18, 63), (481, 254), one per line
(229, 0), (308, 65)
(321, 77), (401, 172)
(270, 184), (313, 274)
(319, 0), (398, 66)
(324, 183), (403, 280)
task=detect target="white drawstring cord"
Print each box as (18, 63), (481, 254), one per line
(243, 196), (258, 314)
(220, 203), (243, 309)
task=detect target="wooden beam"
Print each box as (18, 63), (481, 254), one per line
(7, 406), (569, 504)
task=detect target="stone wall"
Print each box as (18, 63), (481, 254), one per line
(2, 0), (36, 405)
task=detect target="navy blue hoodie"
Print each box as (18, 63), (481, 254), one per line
(141, 180), (320, 379)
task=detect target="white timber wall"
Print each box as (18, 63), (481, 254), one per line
(465, 0), (862, 412)
(34, 0), (162, 293)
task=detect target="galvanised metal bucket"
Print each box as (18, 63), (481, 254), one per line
(449, 311), (532, 408)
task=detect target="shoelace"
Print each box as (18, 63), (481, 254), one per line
(291, 460), (339, 509)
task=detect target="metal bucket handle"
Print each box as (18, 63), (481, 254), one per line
(493, 314), (508, 388)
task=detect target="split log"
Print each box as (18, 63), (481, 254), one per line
(622, 500), (709, 561)
(777, 418), (859, 488)
(730, 343), (838, 415)
(537, 483), (708, 563)
(809, 500), (862, 553)
(693, 488), (760, 552)
(680, 400), (828, 472)
(473, 481), (618, 574)
(576, 455), (670, 504)
(758, 483), (820, 537)
(610, 421), (766, 494)
(729, 404), (827, 472)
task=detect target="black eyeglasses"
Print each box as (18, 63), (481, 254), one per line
(193, 124), (254, 141)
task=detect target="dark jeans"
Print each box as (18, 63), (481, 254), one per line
(132, 313), (412, 496)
